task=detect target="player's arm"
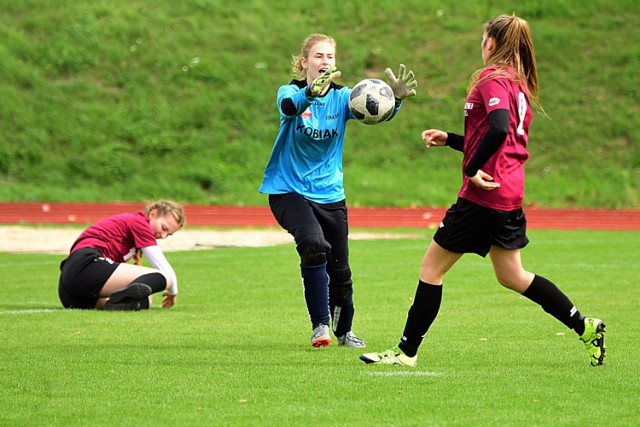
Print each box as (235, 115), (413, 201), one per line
(445, 133), (464, 152)
(141, 245), (178, 308)
(422, 129), (462, 151)
(463, 108), (509, 177)
(278, 84), (313, 117)
(278, 68), (341, 117)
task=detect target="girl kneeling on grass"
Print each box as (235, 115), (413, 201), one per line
(58, 200), (185, 310)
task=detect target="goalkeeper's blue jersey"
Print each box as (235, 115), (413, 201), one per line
(259, 79), (399, 204)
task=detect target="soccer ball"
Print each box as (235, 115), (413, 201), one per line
(348, 79), (395, 125)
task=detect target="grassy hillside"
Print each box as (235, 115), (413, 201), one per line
(0, 0), (638, 208)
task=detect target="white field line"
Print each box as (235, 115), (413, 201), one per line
(0, 308), (62, 315)
(363, 371), (443, 377)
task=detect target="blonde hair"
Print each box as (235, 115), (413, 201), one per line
(291, 34), (336, 79)
(468, 14), (544, 113)
(144, 200), (186, 228)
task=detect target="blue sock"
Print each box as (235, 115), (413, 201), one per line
(301, 263), (330, 327)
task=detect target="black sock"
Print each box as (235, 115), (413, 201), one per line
(397, 281), (443, 357)
(328, 267), (355, 337)
(330, 301), (354, 337)
(522, 275), (585, 335)
(134, 272), (167, 294)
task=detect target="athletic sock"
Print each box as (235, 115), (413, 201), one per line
(328, 266), (355, 336)
(398, 281), (443, 357)
(301, 263), (330, 327)
(133, 272), (166, 294)
(330, 300), (354, 338)
(522, 274), (585, 335)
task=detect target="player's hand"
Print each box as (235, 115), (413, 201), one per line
(162, 292), (176, 308)
(421, 129), (447, 148)
(384, 64), (417, 100)
(307, 67), (341, 98)
(469, 169), (501, 190)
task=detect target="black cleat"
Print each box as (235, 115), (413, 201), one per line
(106, 283), (152, 311)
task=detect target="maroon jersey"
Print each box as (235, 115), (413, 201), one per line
(459, 66), (532, 210)
(70, 211), (157, 262)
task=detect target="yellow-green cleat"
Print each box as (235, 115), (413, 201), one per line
(580, 318), (606, 366)
(359, 346), (417, 367)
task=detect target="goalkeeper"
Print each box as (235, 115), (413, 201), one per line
(259, 33), (417, 348)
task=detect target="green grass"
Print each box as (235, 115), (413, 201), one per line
(0, 0), (639, 208)
(1, 229), (639, 426)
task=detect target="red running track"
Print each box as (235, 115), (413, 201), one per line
(0, 202), (639, 230)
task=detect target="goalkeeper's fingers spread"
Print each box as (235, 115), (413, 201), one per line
(384, 67), (397, 83)
(326, 70), (341, 85)
(398, 63), (407, 78)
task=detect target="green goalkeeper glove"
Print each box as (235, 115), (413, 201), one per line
(384, 64), (417, 100)
(307, 67), (341, 98)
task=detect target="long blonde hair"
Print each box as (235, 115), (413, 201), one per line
(144, 200), (186, 227)
(468, 14), (544, 113)
(291, 34), (336, 80)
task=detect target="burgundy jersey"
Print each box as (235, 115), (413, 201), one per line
(458, 66), (532, 210)
(70, 211), (157, 262)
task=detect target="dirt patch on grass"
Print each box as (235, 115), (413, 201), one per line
(0, 226), (422, 254)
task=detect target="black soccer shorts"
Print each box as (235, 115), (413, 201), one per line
(58, 248), (119, 309)
(433, 197), (529, 257)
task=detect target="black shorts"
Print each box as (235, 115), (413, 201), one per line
(433, 198), (529, 257)
(58, 248), (119, 309)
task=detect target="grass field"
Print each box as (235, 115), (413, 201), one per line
(1, 0), (638, 208)
(1, 229), (639, 426)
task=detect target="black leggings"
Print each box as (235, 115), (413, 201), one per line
(268, 193), (349, 270)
